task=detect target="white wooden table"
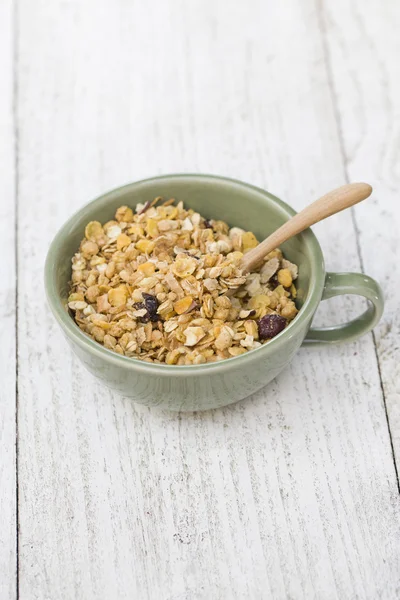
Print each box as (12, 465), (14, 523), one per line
(1, 1), (400, 598)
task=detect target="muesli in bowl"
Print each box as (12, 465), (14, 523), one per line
(68, 198), (299, 365)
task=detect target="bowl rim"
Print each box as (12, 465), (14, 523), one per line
(44, 173), (325, 376)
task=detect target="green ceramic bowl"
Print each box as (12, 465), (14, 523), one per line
(45, 174), (384, 411)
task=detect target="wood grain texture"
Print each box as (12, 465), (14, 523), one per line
(320, 0), (400, 473)
(0, 0), (17, 598)
(15, 0), (400, 599)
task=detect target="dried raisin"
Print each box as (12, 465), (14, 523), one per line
(133, 294), (160, 323)
(143, 293), (160, 322)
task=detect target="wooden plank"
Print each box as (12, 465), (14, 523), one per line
(16, 0), (400, 598)
(320, 0), (400, 474)
(0, 0), (17, 598)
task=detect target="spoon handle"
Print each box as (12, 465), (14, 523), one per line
(241, 182), (372, 274)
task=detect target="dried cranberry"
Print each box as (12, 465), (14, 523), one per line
(204, 219), (213, 229)
(143, 293), (160, 322)
(257, 314), (287, 340)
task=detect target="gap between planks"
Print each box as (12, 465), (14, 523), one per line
(317, 0), (400, 494)
(13, 0), (20, 596)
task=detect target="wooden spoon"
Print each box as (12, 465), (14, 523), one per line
(240, 182), (372, 275)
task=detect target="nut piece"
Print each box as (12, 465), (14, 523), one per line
(86, 285), (100, 303)
(260, 257), (280, 283)
(97, 293), (111, 313)
(239, 309), (256, 319)
(215, 326), (234, 351)
(183, 327), (206, 346)
(281, 300), (298, 320)
(92, 326), (105, 343)
(81, 240), (99, 258)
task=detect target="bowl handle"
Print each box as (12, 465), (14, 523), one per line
(304, 272), (384, 345)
